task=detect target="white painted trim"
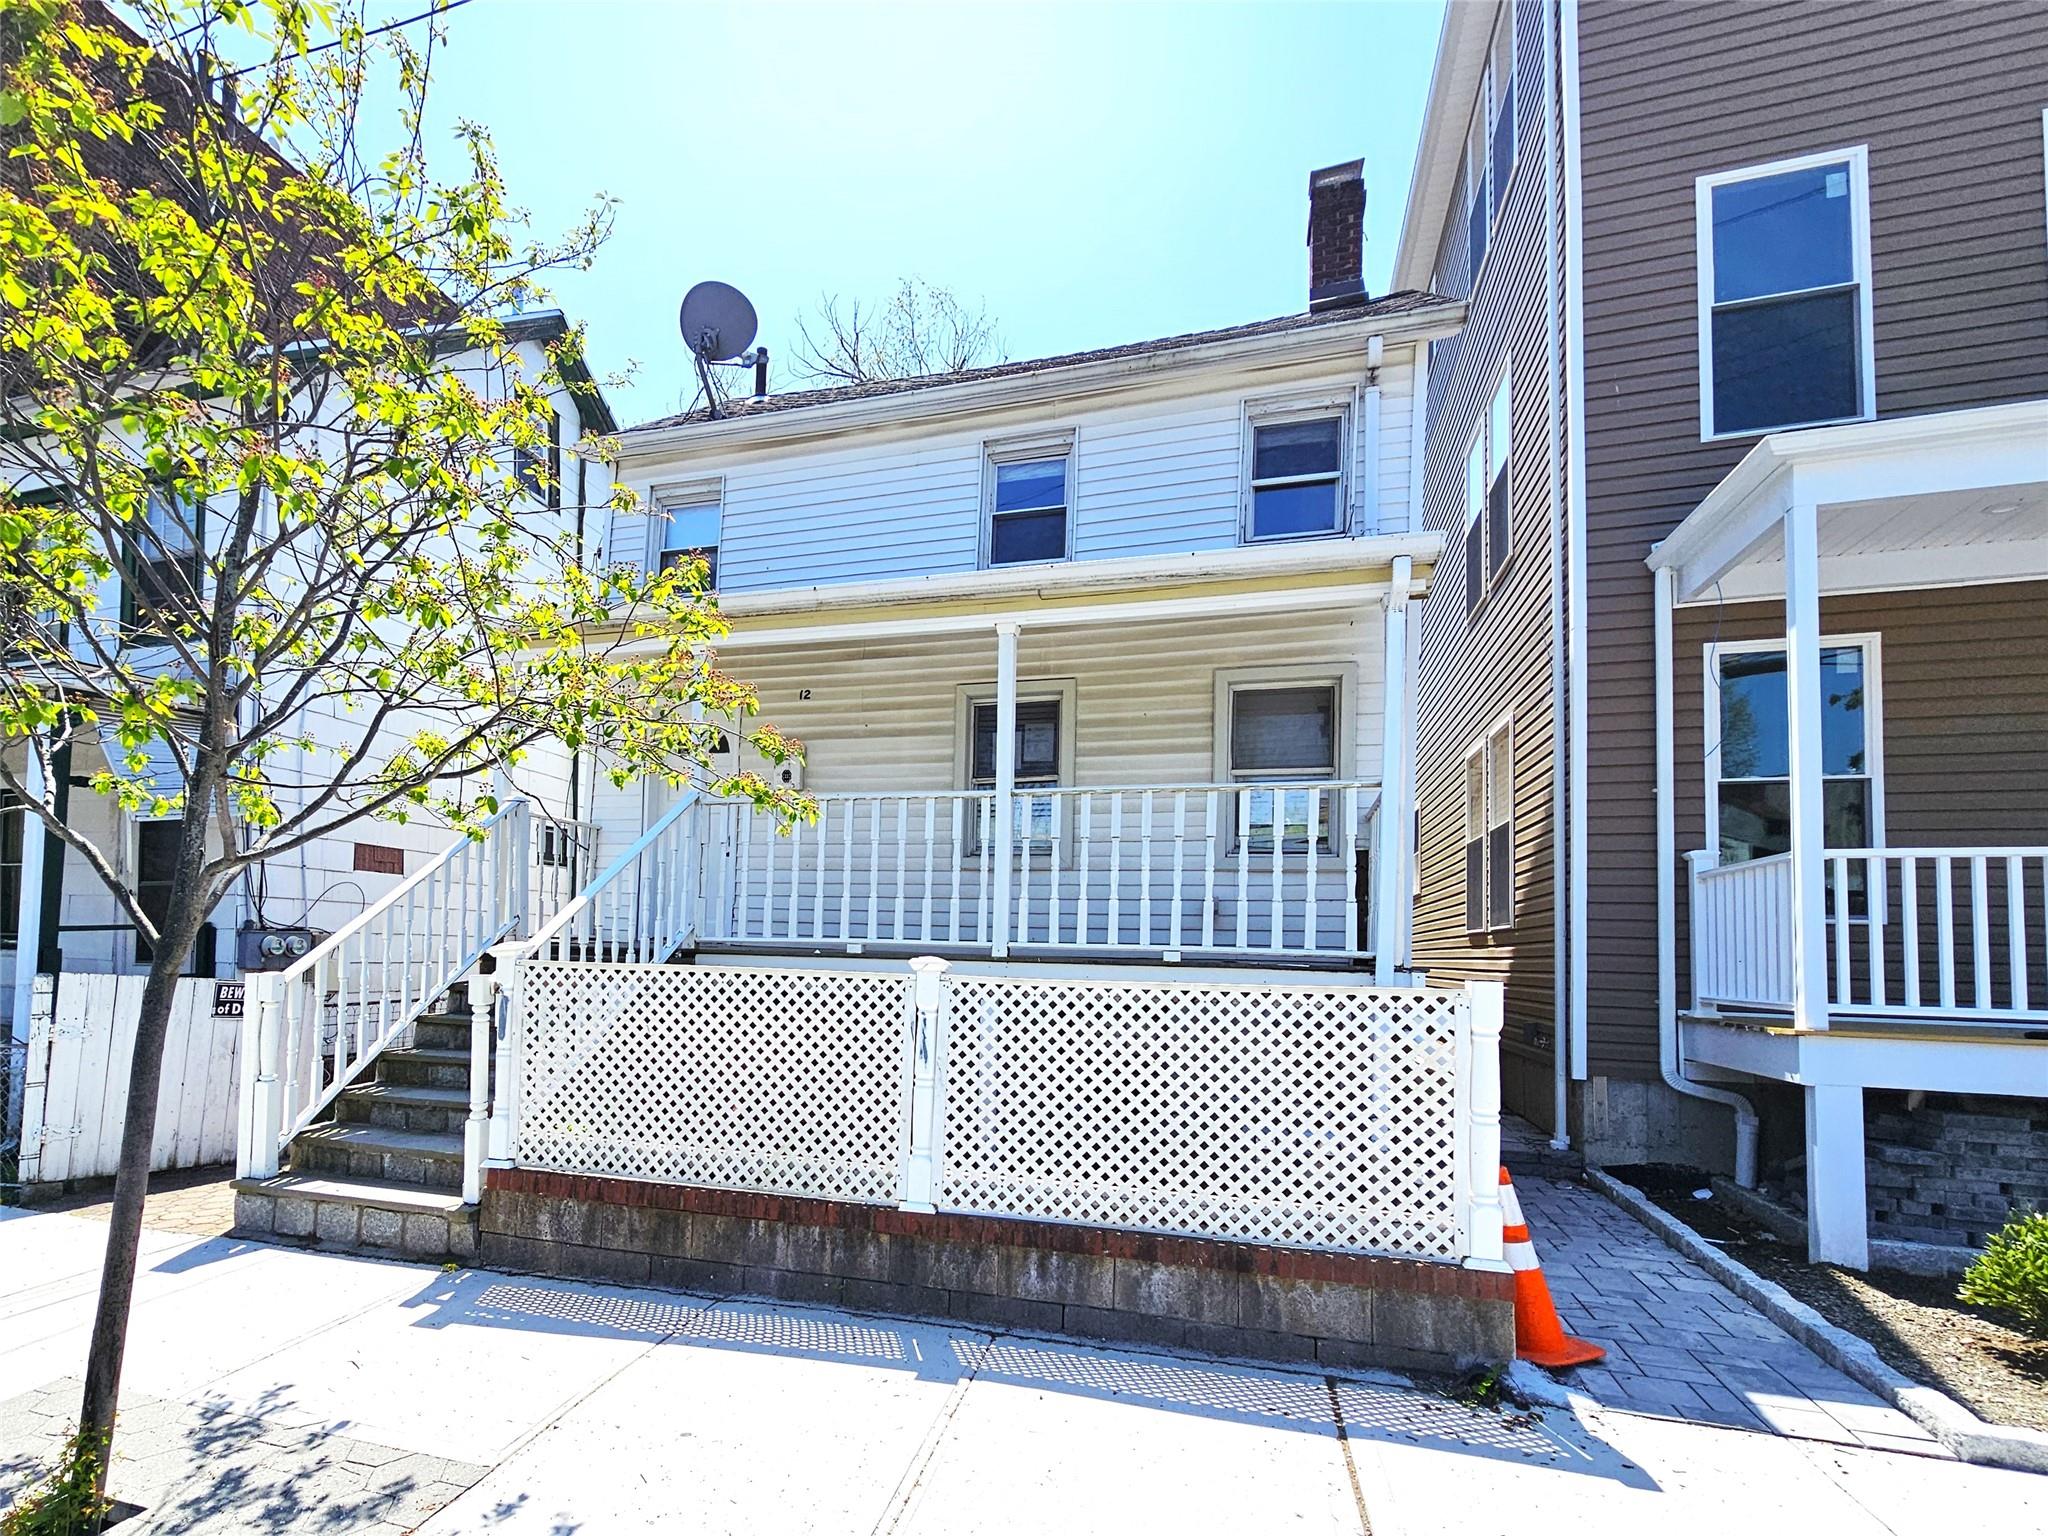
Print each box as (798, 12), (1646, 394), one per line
(1694, 542), (2048, 605)
(1702, 631), (1886, 879)
(1392, 1), (1498, 292)
(978, 429), (1077, 571)
(1462, 709), (1515, 937)
(1561, 0), (1589, 1082)
(1694, 145), (1876, 442)
(1407, 341), (1430, 535)
(1238, 388), (1358, 545)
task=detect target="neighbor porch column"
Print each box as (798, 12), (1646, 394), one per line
(1804, 1080), (1869, 1269)
(9, 742), (47, 1057)
(1372, 556), (1412, 984)
(1784, 497), (1829, 1034)
(991, 620), (1020, 959)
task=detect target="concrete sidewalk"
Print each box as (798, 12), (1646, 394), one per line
(2, 1207), (2039, 1535)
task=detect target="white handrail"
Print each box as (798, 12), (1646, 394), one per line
(238, 800), (532, 1178)
(524, 788), (704, 963)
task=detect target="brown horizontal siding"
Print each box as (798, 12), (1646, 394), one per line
(1410, 0), (1563, 1124)
(1576, 0), (2048, 1078)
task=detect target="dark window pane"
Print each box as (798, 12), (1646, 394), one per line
(972, 699), (1060, 783)
(990, 508), (1067, 565)
(1467, 184), (1488, 283)
(1465, 517), (1483, 613)
(0, 794), (21, 945)
(994, 458), (1066, 513)
(1231, 686), (1335, 774)
(1486, 464), (1510, 578)
(1711, 163), (1854, 304)
(1490, 80), (1514, 213)
(1252, 419), (1341, 481)
(1251, 482), (1340, 539)
(1488, 821), (1513, 928)
(659, 545), (717, 587)
(1465, 837), (1485, 931)
(1712, 287), (1860, 434)
(1719, 647), (1865, 779)
(135, 818), (182, 964)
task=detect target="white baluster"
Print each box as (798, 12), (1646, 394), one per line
(2008, 854), (2027, 1015)
(1203, 791), (1219, 951)
(894, 797), (910, 941)
(1971, 855), (1991, 1011)
(1169, 793), (1186, 956)
(1268, 789), (1285, 953)
(1138, 791), (1154, 950)
(948, 799), (964, 945)
(920, 797), (937, 942)
(1901, 855), (1921, 1009)
(1936, 855), (1957, 1010)
(1107, 796), (1124, 946)
(1077, 793), (1094, 947)
(867, 794), (883, 942)
(1047, 795), (1063, 946)
(1304, 787), (1321, 954)
(1831, 855), (1850, 1007)
(1234, 788), (1250, 950)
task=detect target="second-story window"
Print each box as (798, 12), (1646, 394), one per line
(986, 454), (1070, 567)
(1246, 414), (1346, 541)
(1464, 6), (1516, 288)
(1464, 367), (1510, 614)
(1697, 148), (1873, 438)
(123, 485), (204, 642)
(656, 487), (721, 589)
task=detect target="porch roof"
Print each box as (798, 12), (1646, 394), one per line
(1646, 399), (2048, 606)
(607, 532), (1439, 651)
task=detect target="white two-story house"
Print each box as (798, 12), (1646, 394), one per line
(590, 165), (1463, 978)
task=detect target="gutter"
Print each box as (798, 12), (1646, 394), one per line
(616, 309), (1466, 463)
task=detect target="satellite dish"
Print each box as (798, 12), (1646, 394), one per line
(679, 281), (758, 363)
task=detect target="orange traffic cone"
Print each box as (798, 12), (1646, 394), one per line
(1500, 1166), (1606, 1370)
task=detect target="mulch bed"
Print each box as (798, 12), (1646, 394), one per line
(1611, 1164), (2048, 1434)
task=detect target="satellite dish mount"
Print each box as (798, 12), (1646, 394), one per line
(680, 281), (766, 418)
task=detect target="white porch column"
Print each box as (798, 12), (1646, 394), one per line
(1372, 557), (1413, 983)
(1784, 497), (1830, 1034)
(990, 620), (1020, 959)
(1805, 1081), (1869, 1269)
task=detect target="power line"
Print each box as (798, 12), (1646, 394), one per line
(219, 0), (479, 80)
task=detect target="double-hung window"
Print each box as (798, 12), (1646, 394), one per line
(1696, 147), (1873, 438)
(1245, 410), (1347, 542)
(1464, 718), (1513, 934)
(969, 697), (1062, 847)
(513, 406), (561, 513)
(1465, 369), (1511, 613)
(133, 816), (183, 965)
(1464, 7), (1516, 287)
(985, 449), (1071, 567)
(1223, 679), (1341, 852)
(1709, 637), (1881, 910)
(655, 483), (721, 589)
(123, 485), (204, 641)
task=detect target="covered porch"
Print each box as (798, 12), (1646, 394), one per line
(1648, 399), (2048, 1267)
(581, 537), (1435, 978)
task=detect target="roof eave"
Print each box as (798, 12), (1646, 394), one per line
(1391, 1), (1497, 293)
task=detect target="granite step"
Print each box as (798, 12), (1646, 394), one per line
(293, 1121), (465, 1190)
(232, 1172), (475, 1259)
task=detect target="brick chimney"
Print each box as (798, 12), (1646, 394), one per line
(1306, 160), (1368, 312)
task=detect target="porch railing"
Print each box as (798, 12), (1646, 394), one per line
(238, 800), (531, 1178)
(696, 780), (1379, 960)
(1688, 846), (2048, 1023)
(525, 790), (703, 964)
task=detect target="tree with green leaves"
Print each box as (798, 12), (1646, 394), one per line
(0, 0), (797, 1501)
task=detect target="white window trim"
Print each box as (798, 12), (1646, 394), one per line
(1210, 663), (1359, 785)
(1694, 144), (1876, 443)
(1239, 390), (1358, 544)
(979, 430), (1077, 570)
(1702, 632), (1887, 893)
(1464, 2), (1518, 295)
(1464, 364), (1510, 610)
(1463, 711), (1515, 936)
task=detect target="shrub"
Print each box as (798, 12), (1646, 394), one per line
(0, 1427), (112, 1536)
(1959, 1209), (2048, 1336)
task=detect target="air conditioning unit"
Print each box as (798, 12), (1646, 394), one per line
(237, 925), (330, 972)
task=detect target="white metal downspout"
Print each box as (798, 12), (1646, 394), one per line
(1559, 0), (1590, 1086)
(1543, 0), (1570, 1151)
(1654, 565), (1759, 1185)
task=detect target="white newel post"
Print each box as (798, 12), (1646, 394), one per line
(464, 958), (500, 1203)
(241, 972), (284, 1179)
(991, 621), (1020, 959)
(484, 941), (526, 1168)
(1685, 849), (1714, 1010)
(1784, 498), (1829, 1034)
(1463, 979), (1508, 1270)
(901, 955), (951, 1211)
(9, 743), (46, 1066)
(1372, 557), (1413, 983)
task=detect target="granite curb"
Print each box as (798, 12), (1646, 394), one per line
(1584, 1166), (2048, 1474)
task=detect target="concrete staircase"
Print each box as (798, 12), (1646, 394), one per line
(233, 991), (483, 1260)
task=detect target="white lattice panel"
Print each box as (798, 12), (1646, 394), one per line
(937, 976), (1465, 1257)
(515, 961), (912, 1204)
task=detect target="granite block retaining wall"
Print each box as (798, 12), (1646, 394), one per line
(479, 1169), (1513, 1372)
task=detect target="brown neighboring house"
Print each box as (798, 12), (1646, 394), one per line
(1394, 0), (2048, 1268)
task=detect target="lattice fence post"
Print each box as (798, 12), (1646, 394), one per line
(239, 973), (284, 1179)
(901, 956), (951, 1211)
(484, 943), (526, 1167)
(1462, 979), (1508, 1271)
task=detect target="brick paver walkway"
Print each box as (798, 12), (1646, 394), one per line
(1516, 1174), (1946, 1455)
(34, 1164), (236, 1238)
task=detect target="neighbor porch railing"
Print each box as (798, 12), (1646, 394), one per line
(695, 780), (1380, 960)
(480, 952), (1506, 1268)
(1688, 846), (2048, 1023)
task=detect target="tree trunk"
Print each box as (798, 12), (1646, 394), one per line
(75, 857), (215, 1496)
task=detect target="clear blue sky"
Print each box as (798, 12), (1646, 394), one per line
(398, 0), (1447, 424)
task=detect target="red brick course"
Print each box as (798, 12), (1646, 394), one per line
(483, 1167), (1511, 1303)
